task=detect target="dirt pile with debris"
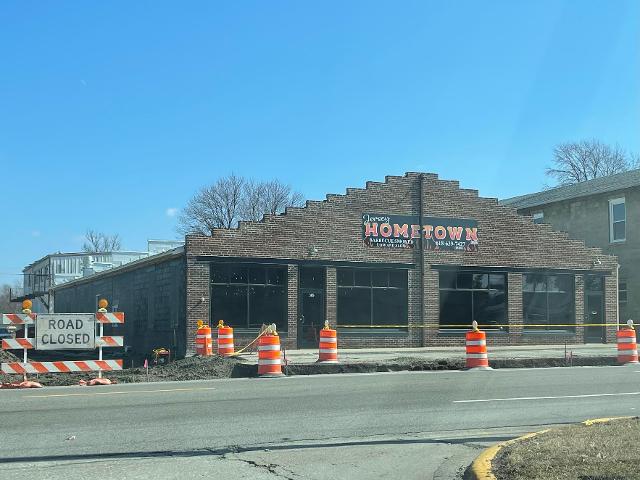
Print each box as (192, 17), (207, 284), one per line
(0, 355), (243, 387)
(0, 350), (19, 363)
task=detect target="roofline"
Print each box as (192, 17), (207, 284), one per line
(23, 251), (149, 272)
(51, 246), (185, 291)
(502, 183), (638, 210)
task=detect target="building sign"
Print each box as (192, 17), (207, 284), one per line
(362, 213), (478, 252)
(36, 314), (96, 350)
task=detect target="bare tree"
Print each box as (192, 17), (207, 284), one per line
(178, 175), (305, 235)
(82, 230), (122, 253)
(178, 174), (245, 234)
(260, 180), (305, 215)
(546, 139), (636, 185)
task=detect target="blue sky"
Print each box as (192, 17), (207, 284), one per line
(0, 1), (638, 285)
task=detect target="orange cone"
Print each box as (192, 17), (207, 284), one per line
(318, 321), (338, 363)
(465, 321), (492, 370)
(258, 325), (283, 377)
(217, 320), (234, 356)
(617, 320), (639, 365)
(195, 322), (213, 356)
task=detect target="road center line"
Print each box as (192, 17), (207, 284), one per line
(454, 391), (640, 403)
(25, 386), (217, 398)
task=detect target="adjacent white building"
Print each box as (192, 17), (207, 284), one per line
(20, 240), (184, 313)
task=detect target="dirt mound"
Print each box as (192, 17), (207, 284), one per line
(0, 350), (19, 363)
(0, 355), (242, 387)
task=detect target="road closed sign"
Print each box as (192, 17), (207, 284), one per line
(36, 314), (96, 350)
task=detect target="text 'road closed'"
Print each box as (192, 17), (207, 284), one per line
(36, 314), (96, 350)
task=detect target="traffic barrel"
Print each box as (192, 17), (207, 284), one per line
(318, 321), (338, 363)
(617, 320), (639, 365)
(258, 325), (283, 377)
(195, 322), (213, 357)
(217, 320), (234, 356)
(465, 321), (492, 370)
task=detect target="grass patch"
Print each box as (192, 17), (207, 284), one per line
(493, 417), (640, 480)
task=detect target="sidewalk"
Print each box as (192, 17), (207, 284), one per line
(238, 343), (616, 365)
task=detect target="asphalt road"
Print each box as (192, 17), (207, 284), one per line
(1, 365), (639, 479)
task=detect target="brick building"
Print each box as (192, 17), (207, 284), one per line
(501, 169), (639, 341)
(53, 172), (618, 358)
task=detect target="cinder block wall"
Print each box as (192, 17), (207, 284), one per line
(186, 172), (618, 353)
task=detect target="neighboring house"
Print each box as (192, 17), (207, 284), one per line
(501, 169), (639, 341)
(17, 240), (184, 313)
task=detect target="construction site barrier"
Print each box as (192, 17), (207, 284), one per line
(258, 328), (283, 377)
(318, 321), (338, 363)
(465, 321), (491, 370)
(195, 324), (213, 356)
(617, 321), (638, 365)
(217, 320), (234, 356)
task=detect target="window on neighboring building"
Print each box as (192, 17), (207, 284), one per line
(609, 198), (626, 242)
(619, 281), (627, 305)
(439, 271), (507, 330)
(532, 212), (544, 224)
(337, 268), (408, 328)
(211, 264), (287, 331)
(523, 274), (575, 331)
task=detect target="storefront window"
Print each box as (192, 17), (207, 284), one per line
(438, 270), (507, 330)
(523, 274), (575, 332)
(337, 268), (408, 328)
(211, 264), (287, 330)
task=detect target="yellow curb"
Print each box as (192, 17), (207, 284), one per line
(468, 430), (549, 480)
(467, 417), (633, 480)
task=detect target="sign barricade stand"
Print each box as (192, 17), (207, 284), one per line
(1, 299), (124, 387)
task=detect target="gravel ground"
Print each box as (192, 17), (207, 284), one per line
(492, 417), (640, 480)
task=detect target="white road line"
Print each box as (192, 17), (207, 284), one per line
(454, 391), (640, 403)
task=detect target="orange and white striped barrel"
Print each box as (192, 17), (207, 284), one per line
(217, 321), (234, 356)
(318, 327), (338, 363)
(465, 325), (491, 370)
(617, 328), (639, 365)
(258, 334), (283, 377)
(195, 325), (213, 356)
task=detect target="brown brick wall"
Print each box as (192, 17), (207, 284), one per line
(186, 172), (618, 351)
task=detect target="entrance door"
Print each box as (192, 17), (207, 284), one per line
(298, 290), (324, 348)
(584, 275), (605, 343)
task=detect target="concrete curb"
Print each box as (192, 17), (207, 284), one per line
(466, 417), (634, 480)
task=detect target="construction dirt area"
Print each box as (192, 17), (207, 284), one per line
(0, 351), (619, 387)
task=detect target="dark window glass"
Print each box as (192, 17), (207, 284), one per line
(267, 268), (285, 286)
(249, 266), (265, 284)
(372, 270), (388, 287)
(489, 274), (505, 289)
(619, 282), (628, 303)
(439, 271), (457, 290)
(354, 270), (370, 287)
(299, 268), (324, 289)
(337, 269), (408, 327)
(211, 285), (247, 327)
(472, 273), (488, 289)
(249, 286), (286, 330)
(523, 274), (546, 292)
(229, 265), (248, 284)
(457, 273), (472, 289)
(338, 288), (371, 325)
(211, 264), (287, 330)
(438, 270), (507, 330)
(372, 289), (406, 326)
(337, 269), (353, 286)
(439, 290), (472, 327)
(523, 292), (547, 323)
(585, 275), (603, 292)
(523, 273), (575, 331)
(389, 270), (408, 288)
